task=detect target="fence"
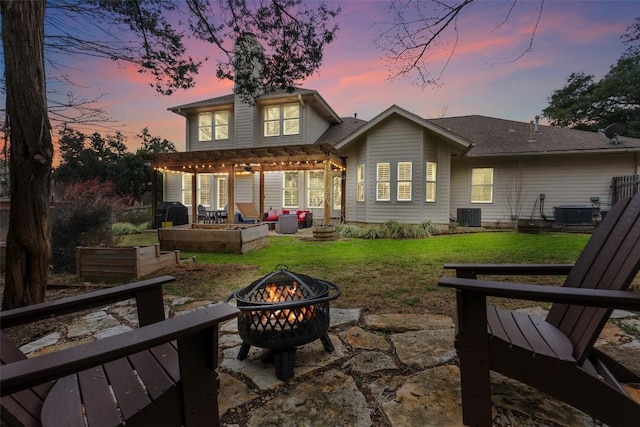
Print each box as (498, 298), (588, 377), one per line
(612, 174), (640, 204)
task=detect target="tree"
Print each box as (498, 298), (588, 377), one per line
(55, 126), (175, 201)
(2, 0), (339, 309)
(1, 0), (53, 309)
(373, 0), (543, 86)
(543, 19), (640, 138)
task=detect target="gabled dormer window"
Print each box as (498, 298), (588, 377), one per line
(264, 103), (300, 136)
(199, 111), (229, 141)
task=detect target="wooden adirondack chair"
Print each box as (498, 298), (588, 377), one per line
(439, 191), (640, 427)
(0, 275), (239, 427)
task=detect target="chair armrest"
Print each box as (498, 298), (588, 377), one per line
(443, 264), (574, 278)
(0, 275), (175, 329)
(0, 302), (239, 396)
(439, 277), (640, 311)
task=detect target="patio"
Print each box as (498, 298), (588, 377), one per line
(13, 294), (640, 427)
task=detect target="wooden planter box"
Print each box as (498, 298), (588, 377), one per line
(158, 223), (269, 254)
(76, 244), (179, 281)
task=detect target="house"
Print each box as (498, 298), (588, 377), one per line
(150, 88), (640, 228)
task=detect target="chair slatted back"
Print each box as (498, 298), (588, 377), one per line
(547, 192), (640, 364)
(1, 332), (53, 426)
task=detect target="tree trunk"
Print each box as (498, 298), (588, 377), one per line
(1, 0), (53, 309)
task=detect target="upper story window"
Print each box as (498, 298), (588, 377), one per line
(264, 103), (300, 137)
(471, 167), (494, 203)
(199, 111), (229, 141)
(376, 162), (390, 201)
(397, 162), (412, 201)
(426, 161), (437, 202)
(356, 164), (365, 202)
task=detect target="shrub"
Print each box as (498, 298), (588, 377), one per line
(357, 225), (387, 239)
(114, 206), (152, 225)
(51, 179), (118, 272)
(112, 222), (139, 235)
(336, 224), (361, 237)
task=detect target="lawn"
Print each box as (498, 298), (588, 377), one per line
(115, 231), (591, 318)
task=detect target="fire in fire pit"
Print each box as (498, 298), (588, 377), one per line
(225, 265), (341, 381)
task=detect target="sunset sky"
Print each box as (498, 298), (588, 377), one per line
(4, 1), (639, 152)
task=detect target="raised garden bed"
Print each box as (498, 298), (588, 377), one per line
(76, 244), (180, 281)
(158, 223), (269, 254)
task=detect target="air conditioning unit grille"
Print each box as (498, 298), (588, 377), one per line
(457, 208), (481, 227)
(554, 206), (592, 226)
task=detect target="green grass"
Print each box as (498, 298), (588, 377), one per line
(114, 231), (592, 317)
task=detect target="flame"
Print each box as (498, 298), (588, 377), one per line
(254, 281), (316, 326)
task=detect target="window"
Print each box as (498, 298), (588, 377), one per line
(376, 163), (390, 201)
(198, 174), (211, 206)
(471, 167), (494, 203)
(397, 162), (412, 201)
(182, 174), (192, 205)
(283, 103), (300, 135)
(181, 173), (211, 206)
(198, 113), (212, 141)
(264, 106), (280, 136)
(356, 164), (365, 202)
(199, 111), (229, 141)
(214, 111), (229, 140)
(426, 161), (437, 202)
(216, 176), (227, 210)
(307, 171), (324, 208)
(283, 171), (299, 208)
(264, 103), (300, 136)
(333, 175), (342, 210)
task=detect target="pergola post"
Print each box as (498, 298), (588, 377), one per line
(259, 170), (265, 220)
(227, 165), (235, 224)
(191, 173), (197, 223)
(324, 159), (331, 225)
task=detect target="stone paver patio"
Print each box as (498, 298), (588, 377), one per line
(16, 296), (640, 427)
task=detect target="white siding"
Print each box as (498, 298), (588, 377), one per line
(450, 152), (637, 225)
(234, 98), (257, 148)
(365, 116), (423, 223)
(306, 106), (332, 143)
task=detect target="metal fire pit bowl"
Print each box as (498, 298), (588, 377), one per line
(225, 265), (341, 380)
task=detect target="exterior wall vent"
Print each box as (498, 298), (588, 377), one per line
(457, 208), (481, 227)
(553, 206), (592, 226)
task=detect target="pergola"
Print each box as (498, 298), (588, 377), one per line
(148, 143), (346, 225)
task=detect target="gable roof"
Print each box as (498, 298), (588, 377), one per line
(334, 104), (473, 152)
(168, 87), (341, 123)
(431, 115), (640, 157)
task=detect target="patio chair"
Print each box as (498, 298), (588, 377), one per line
(439, 191), (640, 427)
(0, 275), (239, 427)
(235, 202), (260, 223)
(197, 204), (209, 223)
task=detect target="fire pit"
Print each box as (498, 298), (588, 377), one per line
(225, 265), (341, 381)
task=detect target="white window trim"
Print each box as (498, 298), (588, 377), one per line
(213, 111), (229, 140)
(356, 164), (365, 202)
(198, 113), (212, 142)
(397, 161), (412, 202)
(376, 162), (390, 202)
(471, 167), (494, 203)
(306, 171), (324, 209)
(283, 171), (299, 208)
(263, 103), (300, 137)
(426, 161), (437, 203)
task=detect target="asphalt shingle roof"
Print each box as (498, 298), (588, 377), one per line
(316, 117), (368, 146)
(430, 115), (640, 156)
